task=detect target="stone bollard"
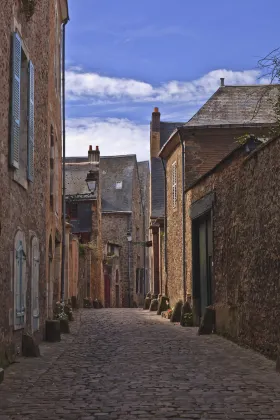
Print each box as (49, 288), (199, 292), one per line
(198, 306), (216, 335)
(45, 320), (61, 342)
(0, 368), (4, 384)
(276, 346), (280, 373)
(60, 318), (70, 334)
(22, 333), (40, 357)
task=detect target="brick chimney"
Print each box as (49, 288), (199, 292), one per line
(150, 107), (161, 158)
(88, 145), (100, 163)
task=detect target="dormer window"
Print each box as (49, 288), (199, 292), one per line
(116, 181), (122, 190)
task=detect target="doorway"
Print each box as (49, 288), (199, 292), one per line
(192, 211), (213, 322)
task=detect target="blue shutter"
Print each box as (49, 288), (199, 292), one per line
(15, 241), (25, 325)
(10, 32), (21, 169)
(27, 61), (34, 181)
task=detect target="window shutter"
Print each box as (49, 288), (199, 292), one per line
(32, 238), (40, 331)
(10, 32), (22, 169)
(15, 241), (25, 325)
(27, 60), (35, 181)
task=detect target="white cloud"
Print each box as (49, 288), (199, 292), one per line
(66, 118), (150, 161)
(66, 68), (264, 104)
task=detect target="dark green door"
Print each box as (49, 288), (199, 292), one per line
(198, 214), (212, 318)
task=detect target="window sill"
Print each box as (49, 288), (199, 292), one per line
(13, 170), (28, 190)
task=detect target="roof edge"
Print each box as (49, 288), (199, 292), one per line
(185, 134), (280, 192)
(159, 122), (275, 160)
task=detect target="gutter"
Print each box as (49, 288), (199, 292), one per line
(178, 129), (186, 302)
(61, 16), (69, 303)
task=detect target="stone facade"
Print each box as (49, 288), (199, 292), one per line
(187, 135), (280, 358)
(165, 141), (184, 306)
(0, 0), (68, 367)
(65, 146), (103, 304)
(160, 126), (272, 307)
(78, 248), (91, 307)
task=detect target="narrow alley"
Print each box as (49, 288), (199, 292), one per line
(1, 309), (280, 420)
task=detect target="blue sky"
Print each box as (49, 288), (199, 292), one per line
(66, 0), (280, 160)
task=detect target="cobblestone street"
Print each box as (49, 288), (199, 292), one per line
(1, 309), (280, 419)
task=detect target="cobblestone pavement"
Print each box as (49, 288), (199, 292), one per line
(1, 309), (280, 419)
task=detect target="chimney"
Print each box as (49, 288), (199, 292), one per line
(151, 107), (160, 132)
(88, 145), (100, 163)
(150, 107), (161, 158)
(220, 78), (225, 87)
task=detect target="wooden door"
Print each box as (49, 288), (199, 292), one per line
(198, 213), (212, 318)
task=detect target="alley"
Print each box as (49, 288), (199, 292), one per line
(1, 309), (280, 420)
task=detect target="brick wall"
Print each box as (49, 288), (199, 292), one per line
(188, 136), (280, 358)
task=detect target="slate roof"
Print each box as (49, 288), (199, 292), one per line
(65, 155), (137, 212)
(160, 122), (182, 148)
(185, 85), (279, 127)
(151, 122), (183, 219)
(65, 161), (97, 197)
(100, 155), (136, 212)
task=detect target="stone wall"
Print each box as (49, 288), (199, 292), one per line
(78, 247), (91, 307)
(165, 140), (184, 306)
(0, 0), (58, 366)
(188, 136), (280, 359)
(102, 213), (131, 307)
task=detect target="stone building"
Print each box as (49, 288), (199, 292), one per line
(149, 107), (182, 296)
(65, 146), (103, 303)
(186, 133), (280, 359)
(0, 0), (69, 367)
(66, 149), (150, 307)
(157, 82), (279, 309)
(100, 155), (150, 308)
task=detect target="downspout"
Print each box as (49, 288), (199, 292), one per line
(160, 158), (167, 295)
(178, 129), (186, 302)
(61, 17), (69, 303)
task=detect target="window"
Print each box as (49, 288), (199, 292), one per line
(66, 202), (78, 219)
(10, 32), (34, 183)
(14, 230), (26, 329)
(50, 126), (54, 210)
(172, 161), (177, 208)
(116, 181), (122, 189)
(31, 236), (40, 332)
(136, 227), (140, 242)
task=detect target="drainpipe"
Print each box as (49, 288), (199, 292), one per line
(61, 17), (69, 303)
(160, 158), (167, 295)
(178, 129), (186, 302)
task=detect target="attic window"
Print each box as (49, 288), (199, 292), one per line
(116, 181), (122, 190)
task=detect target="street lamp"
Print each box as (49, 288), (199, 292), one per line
(127, 231), (132, 307)
(85, 170), (97, 193)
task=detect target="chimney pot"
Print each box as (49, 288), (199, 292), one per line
(154, 107), (159, 113)
(220, 78), (225, 87)
(89, 145), (92, 151)
(96, 146), (99, 151)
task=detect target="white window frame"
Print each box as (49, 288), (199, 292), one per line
(116, 181), (122, 190)
(172, 161), (177, 209)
